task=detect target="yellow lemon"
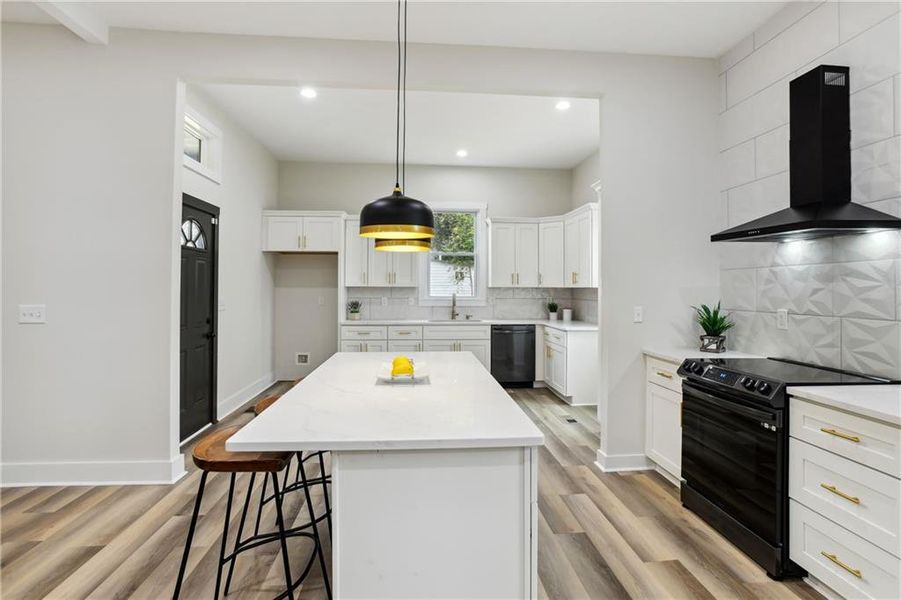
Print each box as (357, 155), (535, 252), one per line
(391, 356), (414, 377)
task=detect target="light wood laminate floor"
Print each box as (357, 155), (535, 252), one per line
(1, 385), (822, 599)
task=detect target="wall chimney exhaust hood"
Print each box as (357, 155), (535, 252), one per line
(711, 65), (901, 242)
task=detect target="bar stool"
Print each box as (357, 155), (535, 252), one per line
(172, 425), (329, 600)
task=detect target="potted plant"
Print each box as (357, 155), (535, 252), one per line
(546, 299), (559, 320)
(693, 302), (735, 353)
(347, 300), (363, 321)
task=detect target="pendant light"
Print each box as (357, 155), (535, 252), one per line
(359, 0), (433, 251)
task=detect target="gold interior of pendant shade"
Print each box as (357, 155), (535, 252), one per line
(360, 224), (434, 239)
(374, 239), (431, 252)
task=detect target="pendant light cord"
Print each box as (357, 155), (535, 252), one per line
(401, 0), (407, 192)
(394, 0), (401, 190)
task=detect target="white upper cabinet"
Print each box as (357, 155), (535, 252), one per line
(343, 217), (418, 287)
(538, 220), (564, 288)
(263, 211), (343, 252)
(488, 203), (597, 289)
(344, 219), (369, 286)
(391, 252), (418, 287)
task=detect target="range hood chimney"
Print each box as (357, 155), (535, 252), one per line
(711, 65), (901, 242)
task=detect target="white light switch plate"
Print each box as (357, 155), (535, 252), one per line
(776, 309), (789, 330)
(19, 304), (46, 324)
(633, 306), (643, 323)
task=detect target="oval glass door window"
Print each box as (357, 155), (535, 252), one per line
(181, 218), (207, 250)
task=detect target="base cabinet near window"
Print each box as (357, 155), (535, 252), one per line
(536, 326), (598, 405)
(263, 210), (343, 252)
(344, 218), (418, 287)
(339, 324), (490, 369)
(421, 325), (491, 370)
(788, 394), (901, 600)
(643, 355), (683, 483)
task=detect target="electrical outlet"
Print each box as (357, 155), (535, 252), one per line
(381, 297), (388, 306)
(295, 352), (310, 365)
(633, 306), (643, 323)
(776, 309), (789, 330)
(18, 304), (46, 324)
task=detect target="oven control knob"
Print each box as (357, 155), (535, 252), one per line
(741, 377), (756, 389)
(756, 381), (772, 394)
(686, 361), (699, 373)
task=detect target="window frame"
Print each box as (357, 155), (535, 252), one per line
(418, 200), (487, 307)
(183, 105), (223, 184)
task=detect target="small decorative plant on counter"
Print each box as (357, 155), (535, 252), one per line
(347, 300), (363, 321)
(693, 302), (734, 353)
(547, 299), (559, 320)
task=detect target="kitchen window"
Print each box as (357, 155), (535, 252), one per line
(420, 203), (487, 306)
(183, 105), (223, 184)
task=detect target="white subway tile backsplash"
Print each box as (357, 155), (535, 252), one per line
(727, 171), (789, 227)
(754, 2), (825, 49)
(729, 3), (839, 105)
(719, 77), (790, 148)
(851, 78), (896, 149)
(833, 259), (897, 319)
(755, 125), (790, 178)
(758, 264), (834, 315)
(851, 136), (901, 203)
(719, 242), (778, 270)
(719, 34), (755, 73)
(773, 237), (834, 266)
(721, 139), (757, 190)
(839, 1), (900, 44)
(833, 230), (901, 262)
(841, 317), (901, 378)
(721, 268), (758, 310)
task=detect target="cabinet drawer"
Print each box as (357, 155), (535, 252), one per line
(790, 500), (900, 599)
(790, 399), (901, 478)
(543, 329), (566, 347)
(340, 326), (388, 340)
(789, 438), (901, 557)
(646, 357), (682, 394)
(423, 326), (490, 340)
(388, 326), (423, 340)
(388, 340), (422, 352)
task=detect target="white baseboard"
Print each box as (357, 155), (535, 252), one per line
(217, 371), (275, 420)
(595, 449), (653, 473)
(1, 454), (187, 488)
(803, 575), (842, 600)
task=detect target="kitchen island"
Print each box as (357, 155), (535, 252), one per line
(227, 351), (544, 599)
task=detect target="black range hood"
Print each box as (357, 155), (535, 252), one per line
(712, 65), (901, 242)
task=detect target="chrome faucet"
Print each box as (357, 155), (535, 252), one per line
(451, 293), (460, 320)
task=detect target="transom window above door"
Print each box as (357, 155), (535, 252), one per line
(181, 218), (207, 250)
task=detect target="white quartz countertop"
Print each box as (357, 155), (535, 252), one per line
(340, 318), (598, 332)
(788, 385), (901, 427)
(642, 344), (761, 364)
(226, 352), (545, 452)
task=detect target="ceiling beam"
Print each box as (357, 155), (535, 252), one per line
(35, 1), (108, 45)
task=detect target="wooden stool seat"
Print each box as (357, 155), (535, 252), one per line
(192, 426), (289, 473)
(253, 394), (281, 416)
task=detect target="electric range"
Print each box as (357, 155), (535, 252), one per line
(675, 357), (891, 579)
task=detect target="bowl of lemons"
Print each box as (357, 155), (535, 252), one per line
(377, 356), (430, 383)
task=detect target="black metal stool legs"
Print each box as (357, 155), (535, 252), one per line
(213, 473), (237, 599)
(299, 457), (333, 600)
(173, 470), (209, 600)
(223, 472), (256, 596)
(270, 473), (295, 600)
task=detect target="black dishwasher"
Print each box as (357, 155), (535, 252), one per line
(490, 325), (535, 387)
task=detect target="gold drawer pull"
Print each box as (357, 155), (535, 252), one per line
(397, 331), (411, 335)
(820, 551), (862, 579)
(820, 428), (861, 443)
(820, 483), (861, 505)
(656, 371), (673, 379)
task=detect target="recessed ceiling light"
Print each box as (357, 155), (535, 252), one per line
(555, 100), (571, 111)
(299, 87), (318, 99)
(456, 149), (468, 158)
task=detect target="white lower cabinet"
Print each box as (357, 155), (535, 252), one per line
(539, 327), (597, 405)
(341, 340), (386, 352)
(460, 340), (490, 369)
(643, 354), (682, 482)
(388, 340), (422, 352)
(421, 326), (491, 370)
(789, 397), (901, 599)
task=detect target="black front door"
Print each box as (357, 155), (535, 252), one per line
(180, 194), (218, 441)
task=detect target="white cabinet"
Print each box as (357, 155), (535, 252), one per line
(460, 340), (491, 369)
(564, 208), (596, 288)
(422, 341), (456, 352)
(544, 342), (566, 394)
(344, 218), (418, 287)
(340, 340), (387, 352)
(538, 326), (597, 405)
(421, 325), (491, 370)
(488, 222), (538, 287)
(538, 221), (564, 288)
(643, 355), (682, 483)
(388, 340), (422, 352)
(263, 211), (343, 252)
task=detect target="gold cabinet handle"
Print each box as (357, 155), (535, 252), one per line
(820, 483), (861, 505)
(538, 273), (543, 285)
(656, 371), (673, 379)
(397, 331), (411, 335)
(298, 235), (303, 249)
(303, 235), (307, 249)
(358, 332), (371, 336)
(820, 551), (862, 578)
(511, 273), (514, 285)
(820, 428), (861, 443)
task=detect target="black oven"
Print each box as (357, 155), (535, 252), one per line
(681, 380), (793, 578)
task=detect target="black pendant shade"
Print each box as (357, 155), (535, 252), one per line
(360, 188), (434, 240)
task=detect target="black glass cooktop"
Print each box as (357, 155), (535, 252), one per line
(695, 357), (890, 385)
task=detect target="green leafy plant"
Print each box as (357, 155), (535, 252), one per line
(693, 302), (734, 336)
(347, 300), (362, 314)
(546, 299), (559, 313)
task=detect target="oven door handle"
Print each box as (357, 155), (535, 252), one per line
(683, 383), (779, 426)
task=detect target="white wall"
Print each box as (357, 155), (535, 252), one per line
(717, 2), (901, 378)
(570, 150), (601, 208)
(182, 87), (278, 418)
(2, 23), (721, 482)
(279, 161), (574, 217)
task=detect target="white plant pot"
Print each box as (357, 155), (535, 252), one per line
(562, 309), (573, 322)
(348, 312), (362, 321)
(548, 312), (558, 321)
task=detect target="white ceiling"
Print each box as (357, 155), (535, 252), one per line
(4, 1), (786, 59)
(194, 84), (600, 168)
